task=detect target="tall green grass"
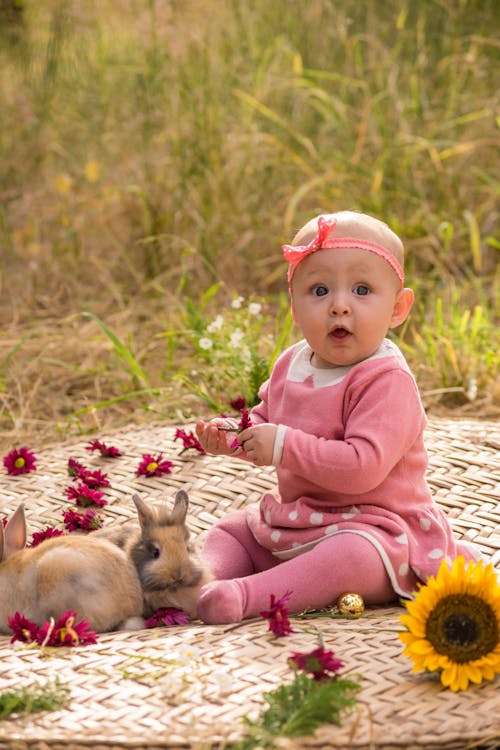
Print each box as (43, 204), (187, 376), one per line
(0, 0), (498, 444)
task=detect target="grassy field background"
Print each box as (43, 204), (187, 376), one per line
(0, 0), (498, 453)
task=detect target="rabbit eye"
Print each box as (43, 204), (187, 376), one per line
(149, 544), (161, 560)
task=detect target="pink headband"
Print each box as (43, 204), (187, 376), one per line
(282, 217), (405, 287)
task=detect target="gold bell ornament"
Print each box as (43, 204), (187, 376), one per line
(337, 592), (365, 617)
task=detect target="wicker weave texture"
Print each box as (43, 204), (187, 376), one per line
(0, 418), (499, 750)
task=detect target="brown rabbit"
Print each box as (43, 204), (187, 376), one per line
(0, 504), (143, 634)
(97, 490), (212, 618)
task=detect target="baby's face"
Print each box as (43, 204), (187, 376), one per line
(291, 247), (404, 368)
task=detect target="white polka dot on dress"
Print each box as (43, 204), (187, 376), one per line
(428, 548), (444, 559)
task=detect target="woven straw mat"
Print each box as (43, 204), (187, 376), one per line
(0, 418), (499, 750)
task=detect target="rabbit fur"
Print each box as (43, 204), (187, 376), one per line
(0, 504), (143, 634)
(95, 490), (212, 618)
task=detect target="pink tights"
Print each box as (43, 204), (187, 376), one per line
(197, 510), (397, 624)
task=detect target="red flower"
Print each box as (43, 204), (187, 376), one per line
(230, 396), (247, 411)
(3, 447), (37, 475)
(136, 453), (173, 478)
(230, 409), (254, 450)
(8, 612), (39, 644)
(144, 607), (190, 628)
(68, 457), (86, 477)
(67, 458), (110, 488)
(85, 439), (121, 458)
(260, 592), (294, 637)
(64, 483), (107, 508)
(62, 507), (103, 532)
(36, 610), (98, 647)
(239, 409), (252, 430)
(8, 610), (98, 647)
(28, 527), (64, 548)
(77, 468), (110, 489)
(288, 646), (344, 681)
(174, 428), (206, 455)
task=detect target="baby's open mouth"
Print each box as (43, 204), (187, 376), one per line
(330, 327), (350, 340)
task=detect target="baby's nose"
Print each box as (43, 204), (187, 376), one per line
(329, 294), (351, 315)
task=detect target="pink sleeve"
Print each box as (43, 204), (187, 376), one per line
(249, 379), (270, 425)
(279, 369), (425, 495)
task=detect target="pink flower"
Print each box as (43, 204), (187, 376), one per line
(136, 453), (173, 478)
(28, 527), (64, 548)
(260, 592), (294, 637)
(68, 457), (86, 477)
(36, 610), (98, 647)
(67, 458), (110, 488)
(3, 446), (37, 475)
(64, 483), (107, 508)
(62, 507), (103, 532)
(144, 607), (190, 628)
(288, 646), (344, 681)
(77, 468), (110, 489)
(174, 428), (206, 455)
(85, 439), (121, 458)
(230, 409), (254, 450)
(8, 610), (98, 647)
(230, 396), (247, 411)
(239, 409), (252, 430)
(8, 612), (39, 644)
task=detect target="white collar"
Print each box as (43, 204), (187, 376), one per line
(287, 338), (406, 388)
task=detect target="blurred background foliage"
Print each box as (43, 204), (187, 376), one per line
(0, 0), (498, 450)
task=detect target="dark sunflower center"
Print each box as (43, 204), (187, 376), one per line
(443, 612), (478, 647)
(426, 594), (498, 663)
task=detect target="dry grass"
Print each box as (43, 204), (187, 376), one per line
(0, 0), (498, 453)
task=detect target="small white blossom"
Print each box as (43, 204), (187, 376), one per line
(231, 296), (244, 309)
(229, 329), (245, 347)
(212, 670), (234, 696)
(161, 673), (185, 698)
(198, 337), (213, 350)
(248, 302), (262, 316)
(176, 644), (202, 664)
(207, 315), (224, 333)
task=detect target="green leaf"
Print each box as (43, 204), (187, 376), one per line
(0, 679), (70, 720)
(231, 671), (361, 749)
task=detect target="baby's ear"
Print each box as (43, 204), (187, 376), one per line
(390, 287), (414, 328)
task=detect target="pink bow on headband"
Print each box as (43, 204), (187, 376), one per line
(282, 216), (336, 265)
(281, 216), (405, 287)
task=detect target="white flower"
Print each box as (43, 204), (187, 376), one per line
(198, 337), (213, 350)
(176, 644), (202, 664)
(231, 296), (244, 309)
(212, 670), (234, 696)
(229, 329), (245, 347)
(207, 315), (224, 333)
(248, 302), (262, 316)
(161, 673), (185, 698)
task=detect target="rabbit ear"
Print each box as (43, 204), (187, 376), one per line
(3, 504), (27, 558)
(171, 490), (189, 525)
(132, 493), (156, 530)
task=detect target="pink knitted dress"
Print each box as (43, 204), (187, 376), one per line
(245, 337), (478, 597)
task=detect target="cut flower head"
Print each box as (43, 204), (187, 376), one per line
(399, 555), (500, 691)
(3, 447), (37, 475)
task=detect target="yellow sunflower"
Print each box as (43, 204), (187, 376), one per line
(399, 555), (500, 691)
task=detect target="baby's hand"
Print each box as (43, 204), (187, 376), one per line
(195, 418), (242, 456)
(237, 423), (278, 466)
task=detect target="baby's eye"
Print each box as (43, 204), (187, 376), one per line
(312, 285), (329, 297)
(353, 284), (370, 296)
